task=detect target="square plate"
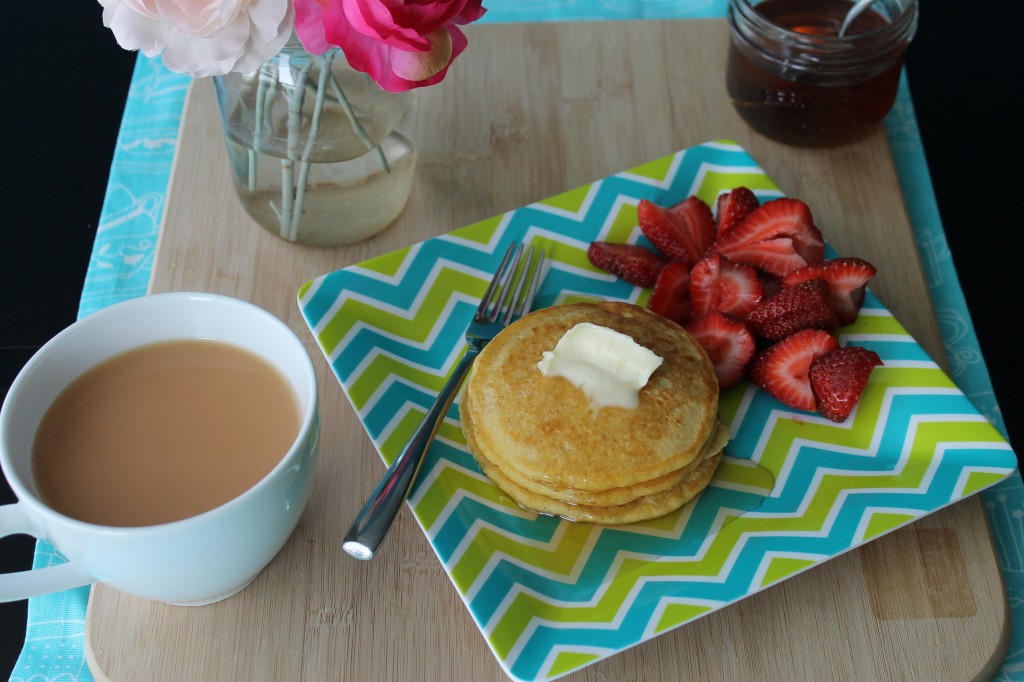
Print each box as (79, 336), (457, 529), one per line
(297, 140), (1017, 681)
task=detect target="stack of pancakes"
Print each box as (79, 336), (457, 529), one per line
(461, 301), (728, 525)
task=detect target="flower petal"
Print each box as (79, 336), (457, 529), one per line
(347, 0), (472, 51)
(294, 0), (333, 54)
(103, 0), (293, 76)
(389, 28), (452, 82)
(316, 0), (478, 91)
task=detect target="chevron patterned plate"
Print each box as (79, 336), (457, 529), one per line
(297, 140), (1017, 681)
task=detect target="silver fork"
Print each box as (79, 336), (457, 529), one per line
(342, 242), (545, 560)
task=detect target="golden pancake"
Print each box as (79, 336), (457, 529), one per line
(475, 450), (722, 525)
(463, 301), (719, 491)
(463, 385), (729, 506)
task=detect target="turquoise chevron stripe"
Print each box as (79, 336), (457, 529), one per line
(297, 140), (1018, 681)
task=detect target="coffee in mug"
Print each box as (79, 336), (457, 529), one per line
(33, 339), (302, 527)
(0, 292), (319, 605)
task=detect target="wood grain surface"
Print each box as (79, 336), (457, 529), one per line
(84, 20), (1009, 681)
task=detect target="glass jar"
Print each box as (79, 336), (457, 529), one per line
(726, 0), (918, 147)
(213, 35), (417, 247)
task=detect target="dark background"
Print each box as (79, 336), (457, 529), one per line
(1, 2), (1020, 678)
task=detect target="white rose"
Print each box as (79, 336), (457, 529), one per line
(99, 0), (294, 77)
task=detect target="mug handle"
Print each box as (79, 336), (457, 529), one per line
(0, 502), (94, 602)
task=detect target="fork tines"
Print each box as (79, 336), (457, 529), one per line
(478, 242), (545, 325)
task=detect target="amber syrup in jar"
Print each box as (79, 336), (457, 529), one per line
(726, 0), (917, 147)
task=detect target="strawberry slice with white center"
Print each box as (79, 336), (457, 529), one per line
(748, 329), (840, 412)
(684, 312), (757, 390)
(669, 196), (717, 254)
(714, 186), (760, 239)
(638, 197), (715, 265)
(647, 260), (691, 324)
(710, 198), (825, 277)
(809, 346), (883, 422)
(689, 253), (764, 319)
(782, 257), (878, 326)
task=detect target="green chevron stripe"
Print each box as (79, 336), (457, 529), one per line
(599, 202), (644, 244)
(760, 556), (818, 587)
(962, 471), (1009, 496)
(449, 522), (599, 593)
(654, 602), (715, 634)
(626, 505), (688, 532)
(872, 366), (956, 389)
(842, 312), (905, 335)
(375, 396), (474, 468)
(716, 457), (776, 493)
(745, 421), (1009, 538)
(530, 234), (581, 259)
(548, 650), (604, 677)
(489, 533), (769, 655)
(487, 519), (780, 655)
(449, 213), (507, 244)
(716, 384), (750, 428)
(754, 371), (956, 476)
(530, 238), (594, 276)
(318, 269), (489, 355)
(538, 183), (594, 213)
(911, 420), (1008, 452)
(359, 244), (413, 276)
(756, 417), (875, 477)
(625, 155), (677, 182)
(693, 170), (779, 203)
(378, 408), (425, 461)
(863, 511), (916, 541)
(348, 352), (464, 411)
(414, 465), (514, 534)
(413, 422), (509, 525)
(489, 561), (649, 656)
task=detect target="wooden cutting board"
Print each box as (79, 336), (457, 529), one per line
(84, 20), (1009, 681)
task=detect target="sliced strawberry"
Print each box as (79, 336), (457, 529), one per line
(668, 196), (716, 255)
(789, 217), (826, 267)
(689, 253), (764, 319)
(748, 329), (840, 412)
(745, 279), (837, 343)
(647, 260), (691, 324)
(684, 312), (756, 389)
(782, 257), (878, 326)
(715, 186), (760, 239)
(710, 198), (825, 277)
(637, 197), (714, 265)
(587, 241), (667, 287)
(809, 346), (883, 422)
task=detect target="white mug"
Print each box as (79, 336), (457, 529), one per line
(0, 292), (319, 605)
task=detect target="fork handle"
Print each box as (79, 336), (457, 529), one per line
(342, 345), (482, 560)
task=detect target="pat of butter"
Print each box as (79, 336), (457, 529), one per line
(537, 322), (663, 411)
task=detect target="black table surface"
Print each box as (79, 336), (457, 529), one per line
(2, 2), (1021, 678)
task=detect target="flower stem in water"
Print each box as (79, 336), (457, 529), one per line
(250, 64), (276, 192)
(280, 60), (314, 237)
(290, 55), (334, 240)
(327, 73), (390, 174)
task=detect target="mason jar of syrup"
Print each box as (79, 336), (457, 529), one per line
(726, 0), (918, 147)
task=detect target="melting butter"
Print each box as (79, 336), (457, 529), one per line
(537, 322), (663, 411)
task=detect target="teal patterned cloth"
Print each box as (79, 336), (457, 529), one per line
(11, 3), (1022, 680)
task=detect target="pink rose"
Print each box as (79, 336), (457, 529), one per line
(295, 0), (486, 92)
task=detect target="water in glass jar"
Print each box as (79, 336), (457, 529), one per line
(223, 128), (416, 247)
